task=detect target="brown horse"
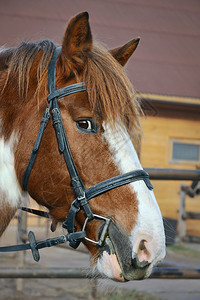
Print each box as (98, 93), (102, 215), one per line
(0, 12), (165, 281)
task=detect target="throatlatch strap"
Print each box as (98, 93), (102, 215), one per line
(20, 207), (50, 219)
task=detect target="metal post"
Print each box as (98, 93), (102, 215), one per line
(89, 278), (97, 300)
(16, 209), (27, 292)
(178, 184), (186, 243)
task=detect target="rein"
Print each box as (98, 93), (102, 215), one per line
(0, 47), (153, 261)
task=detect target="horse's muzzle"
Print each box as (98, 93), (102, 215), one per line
(96, 221), (153, 281)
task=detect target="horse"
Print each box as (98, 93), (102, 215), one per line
(0, 12), (165, 281)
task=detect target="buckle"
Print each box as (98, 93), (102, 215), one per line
(77, 193), (93, 220)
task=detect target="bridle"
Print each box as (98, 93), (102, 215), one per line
(0, 46), (153, 261)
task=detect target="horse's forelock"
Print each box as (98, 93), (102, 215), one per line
(83, 45), (142, 150)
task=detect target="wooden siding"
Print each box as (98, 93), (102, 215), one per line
(141, 114), (200, 236)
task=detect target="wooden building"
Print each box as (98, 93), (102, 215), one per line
(0, 0), (200, 235)
(140, 95), (200, 237)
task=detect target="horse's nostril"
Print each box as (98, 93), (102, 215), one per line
(139, 239), (146, 251)
(136, 239), (152, 265)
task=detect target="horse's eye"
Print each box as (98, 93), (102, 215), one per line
(78, 120), (92, 130)
(76, 119), (98, 134)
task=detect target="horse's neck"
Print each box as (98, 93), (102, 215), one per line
(0, 68), (29, 235)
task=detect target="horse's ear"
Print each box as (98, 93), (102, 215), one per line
(61, 12), (92, 73)
(110, 38), (140, 66)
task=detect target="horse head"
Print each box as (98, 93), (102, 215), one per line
(0, 12), (165, 281)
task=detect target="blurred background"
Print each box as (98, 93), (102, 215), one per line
(0, 0), (199, 239)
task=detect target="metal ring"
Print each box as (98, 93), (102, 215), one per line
(82, 214), (111, 246)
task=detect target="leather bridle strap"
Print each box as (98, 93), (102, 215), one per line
(86, 170), (153, 200)
(63, 169), (153, 247)
(47, 82), (86, 102)
(23, 108), (51, 191)
(0, 230), (86, 262)
(48, 48), (93, 226)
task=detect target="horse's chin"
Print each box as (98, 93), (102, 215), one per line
(95, 237), (126, 282)
(94, 236), (151, 281)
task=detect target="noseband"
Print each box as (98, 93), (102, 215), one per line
(0, 47), (153, 261)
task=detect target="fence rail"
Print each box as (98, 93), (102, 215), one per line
(145, 168), (200, 181)
(1, 267), (200, 279)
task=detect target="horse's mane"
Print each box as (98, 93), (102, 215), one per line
(1, 40), (141, 146)
(1, 40), (55, 99)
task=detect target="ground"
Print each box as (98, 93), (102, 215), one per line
(0, 225), (200, 300)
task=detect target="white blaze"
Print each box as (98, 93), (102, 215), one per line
(102, 123), (165, 264)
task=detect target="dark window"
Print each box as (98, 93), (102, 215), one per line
(172, 141), (200, 162)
